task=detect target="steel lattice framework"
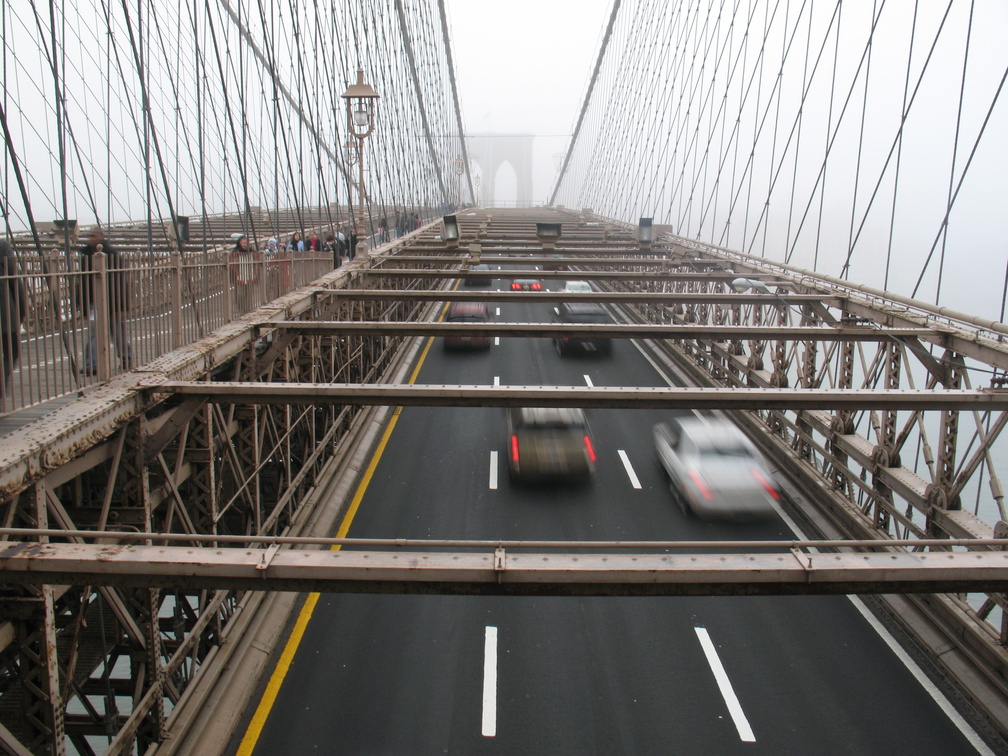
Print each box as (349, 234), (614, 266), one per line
(0, 210), (1006, 751)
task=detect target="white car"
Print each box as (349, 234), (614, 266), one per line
(653, 416), (779, 518)
(563, 280), (592, 293)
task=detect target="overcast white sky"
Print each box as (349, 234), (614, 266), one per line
(445, 0), (612, 204)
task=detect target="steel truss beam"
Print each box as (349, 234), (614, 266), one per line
(1, 542), (1007, 597)
(263, 321), (934, 341)
(320, 287), (843, 306)
(148, 381), (1008, 411)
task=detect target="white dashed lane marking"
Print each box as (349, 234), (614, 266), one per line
(618, 450), (642, 489)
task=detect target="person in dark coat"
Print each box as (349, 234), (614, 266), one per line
(229, 234), (260, 313)
(347, 226), (359, 261)
(78, 228), (133, 374)
(0, 240), (27, 397)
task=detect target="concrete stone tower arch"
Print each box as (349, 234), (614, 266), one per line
(465, 133), (534, 207)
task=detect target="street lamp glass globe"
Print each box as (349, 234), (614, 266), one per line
(353, 106), (370, 128)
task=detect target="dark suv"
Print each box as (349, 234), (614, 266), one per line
(554, 302), (613, 356)
(507, 407), (596, 483)
(444, 301), (492, 350)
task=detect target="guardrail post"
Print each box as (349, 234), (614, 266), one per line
(171, 252), (183, 349)
(224, 258), (233, 322)
(93, 250), (111, 382)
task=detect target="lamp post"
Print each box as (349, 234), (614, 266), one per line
(454, 155), (465, 210)
(341, 69), (380, 253)
(343, 138), (357, 167)
(474, 174), (481, 206)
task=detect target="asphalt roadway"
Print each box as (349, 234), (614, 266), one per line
(238, 275), (987, 755)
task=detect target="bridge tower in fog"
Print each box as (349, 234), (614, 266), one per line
(465, 133), (535, 207)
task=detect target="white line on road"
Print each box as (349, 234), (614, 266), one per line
(494, 337), (500, 346)
(583, 374), (594, 387)
(494, 376), (500, 386)
(482, 626), (498, 737)
(617, 450), (642, 489)
(694, 627), (756, 742)
(495, 307), (500, 316)
(489, 451), (499, 490)
(767, 493), (994, 754)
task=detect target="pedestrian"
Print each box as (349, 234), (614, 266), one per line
(324, 233), (338, 268)
(77, 228), (133, 375)
(394, 211), (402, 239)
(290, 231), (305, 253)
(265, 237), (290, 293)
(307, 230), (322, 252)
(0, 240), (27, 398)
(347, 226), (359, 261)
(334, 223), (348, 263)
(412, 212), (420, 230)
(229, 235), (260, 313)
(378, 217), (388, 245)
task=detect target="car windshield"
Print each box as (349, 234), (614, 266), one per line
(695, 439), (752, 457)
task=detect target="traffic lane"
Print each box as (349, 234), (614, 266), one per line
(250, 594), (489, 755)
(252, 593), (979, 755)
(497, 594), (979, 756)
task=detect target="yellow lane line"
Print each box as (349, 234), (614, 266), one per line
(237, 299), (451, 754)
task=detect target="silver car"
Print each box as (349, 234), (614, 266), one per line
(653, 416), (779, 517)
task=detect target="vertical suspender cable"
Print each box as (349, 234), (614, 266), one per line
(549, 0), (622, 207)
(935, 0), (974, 305)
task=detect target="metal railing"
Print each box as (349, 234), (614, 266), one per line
(0, 246), (334, 415)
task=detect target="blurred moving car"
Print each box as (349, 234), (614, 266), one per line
(653, 416), (779, 517)
(563, 280), (592, 293)
(443, 301), (492, 350)
(554, 302), (614, 356)
(464, 264), (493, 286)
(511, 278), (542, 291)
(507, 407), (596, 483)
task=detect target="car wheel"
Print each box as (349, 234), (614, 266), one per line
(656, 456), (669, 478)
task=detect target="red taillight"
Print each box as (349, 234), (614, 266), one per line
(688, 471), (713, 499)
(583, 435), (597, 463)
(752, 470), (780, 499)
(511, 435), (520, 463)
(511, 283), (520, 290)
(531, 283), (542, 290)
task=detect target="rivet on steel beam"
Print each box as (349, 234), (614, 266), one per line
(256, 544), (281, 572)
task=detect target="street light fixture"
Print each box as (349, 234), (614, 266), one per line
(731, 277), (773, 295)
(341, 69), (380, 255)
(638, 217), (654, 251)
(442, 214), (460, 248)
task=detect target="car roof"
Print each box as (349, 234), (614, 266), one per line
(675, 417), (750, 447)
(447, 301), (488, 315)
(561, 302), (607, 315)
(511, 407), (587, 428)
